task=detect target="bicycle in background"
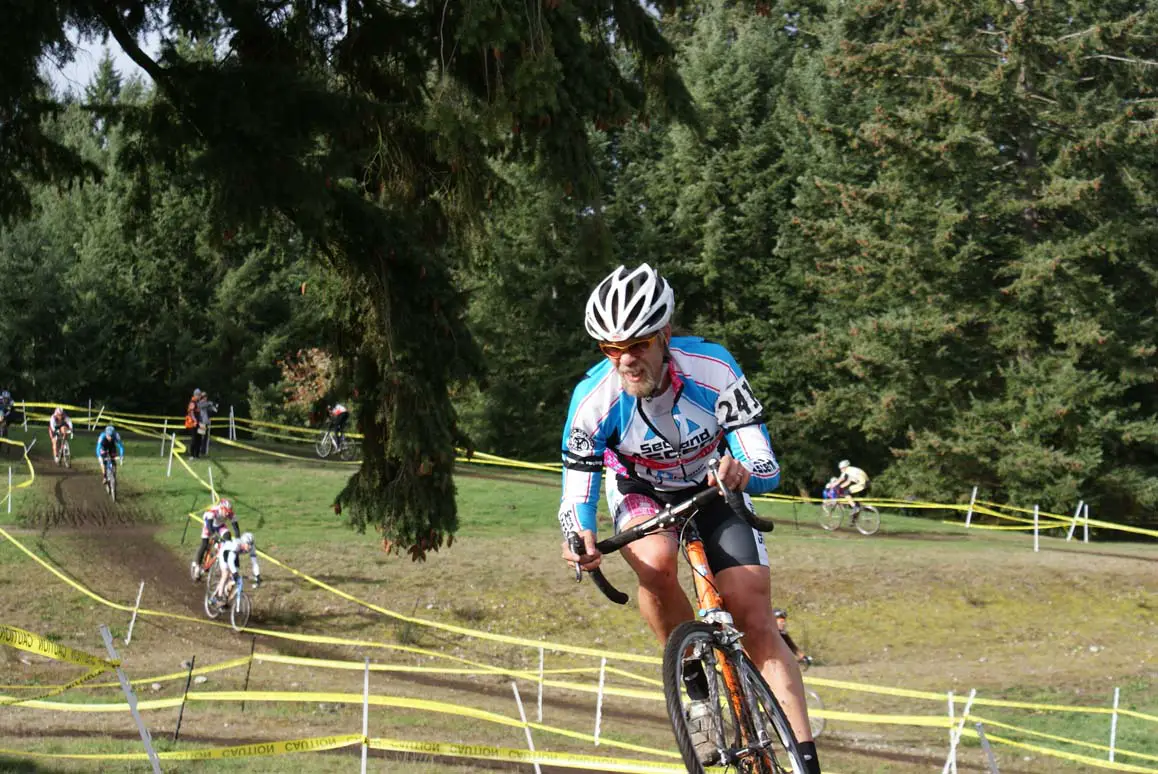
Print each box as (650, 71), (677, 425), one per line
(54, 428), (72, 468)
(314, 427), (357, 460)
(569, 460), (807, 774)
(101, 456), (119, 502)
(819, 483), (879, 535)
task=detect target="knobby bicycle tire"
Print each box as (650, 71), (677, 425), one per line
(62, 441), (71, 469)
(230, 591), (252, 632)
(854, 505), (881, 536)
(339, 438), (357, 461)
(663, 621), (806, 774)
(204, 565), (226, 619)
(818, 501), (845, 531)
(106, 465), (117, 502)
(314, 431), (332, 458)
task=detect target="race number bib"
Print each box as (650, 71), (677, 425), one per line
(715, 377), (764, 429)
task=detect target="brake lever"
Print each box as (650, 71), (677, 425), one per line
(566, 532), (585, 583)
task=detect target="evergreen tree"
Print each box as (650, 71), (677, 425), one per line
(778, 0), (1158, 521)
(1, 0), (725, 555)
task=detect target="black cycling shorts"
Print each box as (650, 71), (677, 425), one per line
(611, 479), (768, 572)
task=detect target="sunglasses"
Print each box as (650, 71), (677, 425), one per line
(599, 333), (659, 358)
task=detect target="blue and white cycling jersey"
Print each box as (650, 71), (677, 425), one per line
(559, 336), (781, 533)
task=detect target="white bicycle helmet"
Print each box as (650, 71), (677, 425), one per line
(584, 264), (675, 342)
(838, 460), (850, 470)
(240, 532), (255, 547)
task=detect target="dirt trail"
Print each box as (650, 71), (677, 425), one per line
(23, 445), (203, 610)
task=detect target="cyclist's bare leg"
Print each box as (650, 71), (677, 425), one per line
(716, 564), (813, 743)
(620, 526), (694, 643)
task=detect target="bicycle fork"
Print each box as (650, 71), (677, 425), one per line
(686, 538), (775, 769)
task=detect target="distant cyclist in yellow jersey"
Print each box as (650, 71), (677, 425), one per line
(834, 460), (869, 520)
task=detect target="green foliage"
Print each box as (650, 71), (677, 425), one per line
(776, 0), (1158, 521)
(2, 0), (1155, 544)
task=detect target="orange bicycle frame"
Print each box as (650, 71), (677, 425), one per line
(684, 534), (761, 759)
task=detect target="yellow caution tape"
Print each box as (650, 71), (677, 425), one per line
(0, 734), (362, 762)
(368, 737), (689, 773)
(0, 625), (115, 669)
(975, 730), (1158, 773)
(971, 714), (1158, 763)
(82, 655), (252, 690)
(0, 665), (108, 705)
(804, 675), (1158, 720)
(0, 438), (35, 489)
(215, 435), (357, 464)
(0, 694), (183, 711)
(255, 551), (662, 664)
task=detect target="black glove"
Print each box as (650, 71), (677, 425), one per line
(253, 576), (262, 589)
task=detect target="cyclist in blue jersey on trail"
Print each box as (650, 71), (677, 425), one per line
(96, 425), (125, 484)
(557, 264), (821, 774)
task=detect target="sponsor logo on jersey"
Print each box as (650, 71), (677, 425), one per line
(750, 458), (779, 476)
(567, 428), (594, 454)
(638, 426), (714, 461)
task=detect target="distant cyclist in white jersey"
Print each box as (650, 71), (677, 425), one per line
(557, 264), (821, 774)
(212, 531), (261, 604)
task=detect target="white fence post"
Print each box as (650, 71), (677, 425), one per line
(92, 405), (105, 433)
(944, 691), (955, 774)
(512, 682), (543, 774)
(166, 433), (176, 478)
(125, 581), (145, 645)
(21, 400), (27, 432)
(593, 657), (607, 746)
(1083, 503), (1090, 543)
(1065, 500), (1084, 542)
(964, 486), (978, 528)
(1033, 505), (1040, 553)
(99, 624), (162, 774)
(943, 689), (977, 774)
(361, 656), (370, 774)
(229, 406), (236, 441)
(1109, 687), (1120, 762)
(87, 398), (92, 429)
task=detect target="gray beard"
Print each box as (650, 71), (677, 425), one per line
(619, 367), (659, 398)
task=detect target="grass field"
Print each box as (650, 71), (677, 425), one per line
(1, 423), (1156, 773)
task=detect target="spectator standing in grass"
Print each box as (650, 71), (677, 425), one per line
(185, 389), (202, 459)
(198, 391), (218, 457)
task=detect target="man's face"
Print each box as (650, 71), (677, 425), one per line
(602, 326), (669, 398)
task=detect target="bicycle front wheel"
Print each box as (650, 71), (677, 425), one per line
(231, 591), (252, 632)
(740, 654), (808, 773)
(663, 621), (806, 774)
(339, 438), (357, 461)
(855, 505), (881, 536)
(314, 431), (332, 458)
(62, 441), (71, 469)
(106, 467), (117, 502)
(204, 565), (226, 619)
(818, 501), (844, 531)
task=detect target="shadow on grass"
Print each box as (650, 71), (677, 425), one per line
(0, 756), (70, 773)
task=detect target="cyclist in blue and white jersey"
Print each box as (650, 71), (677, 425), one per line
(96, 425), (125, 485)
(557, 264), (820, 773)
